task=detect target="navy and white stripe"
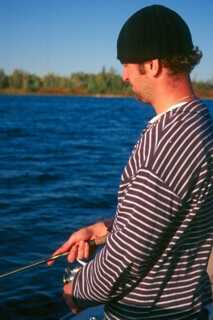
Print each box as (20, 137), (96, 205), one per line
(73, 100), (213, 319)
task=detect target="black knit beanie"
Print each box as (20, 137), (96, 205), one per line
(117, 5), (194, 63)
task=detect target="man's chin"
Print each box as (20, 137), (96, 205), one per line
(135, 93), (147, 103)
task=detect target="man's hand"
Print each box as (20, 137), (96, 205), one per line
(63, 281), (80, 314)
(48, 221), (109, 266)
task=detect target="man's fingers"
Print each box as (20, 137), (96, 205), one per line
(77, 240), (85, 260)
(47, 237), (76, 266)
(68, 241), (90, 262)
(54, 238), (74, 255)
(68, 244), (78, 263)
(84, 241), (89, 259)
(52, 231), (85, 257)
(47, 246), (69, 266)
(48, 229), (93, 266)
(49, 241), (88, 265)
(63, 282), (80, 314)
(64, 295), (79, 314)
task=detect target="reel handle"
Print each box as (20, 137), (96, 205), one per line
(88, 235), (107, 256)
(88, 234), (107, 246)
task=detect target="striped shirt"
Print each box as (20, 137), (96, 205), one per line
(73, 99), (213, 319)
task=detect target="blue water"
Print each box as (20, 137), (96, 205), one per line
(0, 95), (212, 320)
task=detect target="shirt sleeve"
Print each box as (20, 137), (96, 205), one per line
(72, 168), (182, 307)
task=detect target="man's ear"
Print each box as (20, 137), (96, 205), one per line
(146, 59), (161, 77)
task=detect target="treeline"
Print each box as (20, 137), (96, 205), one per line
(0, 68), (131, 96)
(0, 68), (213, 97)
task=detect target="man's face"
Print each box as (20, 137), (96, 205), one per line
(122, 63), (152, 103)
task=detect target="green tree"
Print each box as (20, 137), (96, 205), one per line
(0, 69), (8, 88)
(43, 73), (58, 88)
(23, 73), (41, 91)
(9, 69), (26, 88)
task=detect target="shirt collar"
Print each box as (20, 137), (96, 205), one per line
(149, 101), (188, 124)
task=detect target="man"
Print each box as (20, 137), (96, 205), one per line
(49, 5), (213, 320)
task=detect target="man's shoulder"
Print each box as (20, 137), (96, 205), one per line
(154, 100), (212, 149)
(144, 100), (213, 199)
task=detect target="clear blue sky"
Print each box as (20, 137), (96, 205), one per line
(1, 0), (213, 80)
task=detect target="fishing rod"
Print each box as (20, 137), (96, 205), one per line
(0, 236), (106, 279)
(0, 251), (68, 279)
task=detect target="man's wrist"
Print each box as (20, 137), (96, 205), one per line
(88, 221), (110, 237)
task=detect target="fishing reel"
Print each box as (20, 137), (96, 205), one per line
(62, 260), (86, 285)
(62, 237), (106, 285)
(61, 260), (102, 320)
(63, 265), (81, 284)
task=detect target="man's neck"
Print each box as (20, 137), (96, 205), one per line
(151, 74), (196, 114)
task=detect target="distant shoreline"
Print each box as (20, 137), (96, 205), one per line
(0, 90), (212, 100)
(0, 92), (126, 99)
(0, 88), (128, 98)
(0, 89), (129, 99)
(1, 68), (213, 99)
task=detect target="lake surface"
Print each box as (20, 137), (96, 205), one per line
(0, 95), (212, 320)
